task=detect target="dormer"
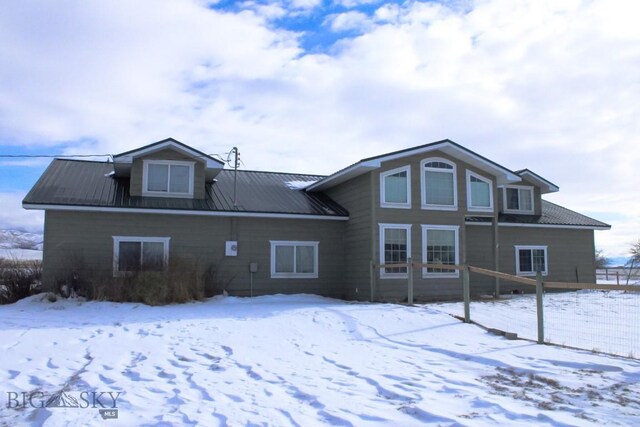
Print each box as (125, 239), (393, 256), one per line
(112, 138), (225, 199)
(499, 169), (559, 215)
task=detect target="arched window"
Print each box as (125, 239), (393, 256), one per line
(421, 158), (457, 210)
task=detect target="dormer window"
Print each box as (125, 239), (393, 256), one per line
(380, 166), (411, 209)
(143, 160), (194, 198)
(421, 158), (457, 210)
(504, 186), (534, 214)
(466, 171), (493, 212)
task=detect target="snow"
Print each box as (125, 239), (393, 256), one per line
(0, 248), (42, 260)
(1, 294), (639, 426)
(285, 180), (317, 190)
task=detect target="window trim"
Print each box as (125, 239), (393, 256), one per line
(421, 225), (460, 278)
(515, 245), (548, 276)
(269, 240), (319, 279)
(112, 236), (170, 277)
(420, 157), (458, 211)
(142, 159), (195, 198)
(503, 185), (534, 214)
(379, 223), (412, 279)
(380, 165), (412, 209)
(466, 170), (494, 212)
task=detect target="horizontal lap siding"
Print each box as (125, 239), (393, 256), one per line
(326, 174), (372, 300)
(499, 227), (596, 285)
(42, 211), (345, 297)
(465, 225), (496, 296)
(372, 152), (498, 301)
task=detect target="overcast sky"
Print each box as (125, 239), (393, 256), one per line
(0, 0), (638, 258)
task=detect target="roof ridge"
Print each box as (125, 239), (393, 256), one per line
(51, 158), (111, 164)
(220, 169), (327, 178)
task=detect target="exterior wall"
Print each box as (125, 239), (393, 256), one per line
(325, 173), (373, 300)
(374, 150), (499, 300)
(42, 210), (346, 298)
(465, 225), (497, 295)
(129, 148), (206, 199)
(498, 227), (596, 288)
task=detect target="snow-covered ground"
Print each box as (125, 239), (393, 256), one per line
(1, 294), (639, 426)
(0, 248), (42, 260)
(436, 287), (640, 358)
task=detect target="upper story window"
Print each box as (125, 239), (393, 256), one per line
(504, 185), (534, 214)
(466, 171), (493, 212)
(143, 160), (194, 198)
(421, 158), (457, 210)
(380, 166), (411, 209)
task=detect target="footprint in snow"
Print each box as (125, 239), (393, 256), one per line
(46, 359), (59, 369)
(221, 345), (233, 356)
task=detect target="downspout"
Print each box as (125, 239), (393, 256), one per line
(370, 171), (377, 302)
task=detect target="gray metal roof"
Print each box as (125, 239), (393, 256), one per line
(466, 200), (610, 229)
(23, 159), (349, 218)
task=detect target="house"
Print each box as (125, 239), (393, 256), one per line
(23, 138), (610, 301)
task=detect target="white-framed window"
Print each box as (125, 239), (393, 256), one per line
(142, 160), (195, 198)
(379, 224), (412, 279)
(380, 166), (411, 209)
(515, 245), (548, 276)
(503, 185), (534, 214)
(421, 158), (457, 210)
(421, 225), (459, 278)
(466, 170), (493, 212)
(270, 241), (319, 279)
(112, 236), (170, 277)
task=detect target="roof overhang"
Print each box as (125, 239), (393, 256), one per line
(307, 139), (521, 191)
(514, 169), (559, 194)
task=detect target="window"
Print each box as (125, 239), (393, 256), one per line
(113, 236), (170, 276)
(422, 225), (459, 278)
(379, 224), (412, 278)
(380, 166), (411, 208)
(515, 246), (548, 276)
(143, 160), (194, 197)
(421, 158), (457, 210)
(270, 241), (319, 278)
(503, 186), (534, 214)
(466, 171), (493, 212)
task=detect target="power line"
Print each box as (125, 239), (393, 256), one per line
(0, 151), (235, 162)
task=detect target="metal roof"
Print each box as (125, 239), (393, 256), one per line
(23, 159), (349, 218)
(466, 200), (610, 229)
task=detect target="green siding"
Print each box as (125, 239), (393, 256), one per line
(42, 210), (346, 297)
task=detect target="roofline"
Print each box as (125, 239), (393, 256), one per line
(22, 203), (349, 221)
(113, 138), (225, 168)
(307, 139), (521, 191)
(465, 221), (610, 230)
(515, 169), (559, 193)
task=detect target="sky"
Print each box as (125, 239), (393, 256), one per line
(0, 0), (638, 258)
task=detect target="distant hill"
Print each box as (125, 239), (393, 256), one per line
(0, 229), (43, 251)
(608, 256), (630, 268)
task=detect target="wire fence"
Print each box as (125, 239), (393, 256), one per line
(414, 263), (640, 359)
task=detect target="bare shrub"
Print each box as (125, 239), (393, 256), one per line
(0, 257), (42, 304)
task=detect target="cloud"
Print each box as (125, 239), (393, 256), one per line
(0, 193), (44, 233)
(0, 0), (638, 256)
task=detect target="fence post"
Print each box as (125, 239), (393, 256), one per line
(407, 257), (414, 305)
(463, 265), (470, 323)
(536, 271), (544, 344)
(616, 271), (620, 285)
(369, 259), (375, 302)
(605, 268), (608, 281)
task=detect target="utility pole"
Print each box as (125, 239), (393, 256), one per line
(231, 147), (240, 207)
